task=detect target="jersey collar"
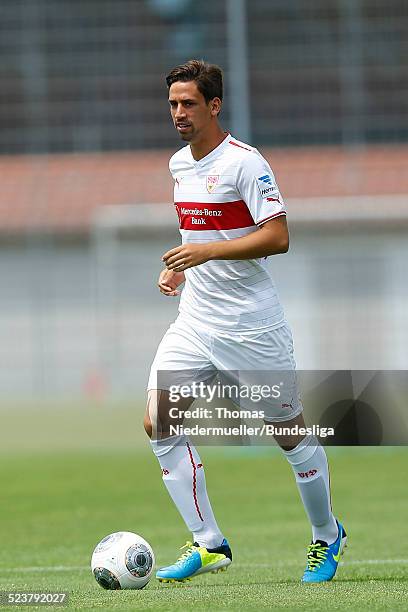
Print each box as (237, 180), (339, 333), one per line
(189, 132), (230, 166)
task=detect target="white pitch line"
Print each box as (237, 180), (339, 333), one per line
(2, 559), (408, 573)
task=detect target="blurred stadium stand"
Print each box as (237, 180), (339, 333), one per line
(0, 147), (407, 234)
(0, 0), (407, 152)
(0, 0), (407, 399)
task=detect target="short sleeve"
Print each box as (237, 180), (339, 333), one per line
(236, 150), (286, 226)
(168, 152), (176, 178)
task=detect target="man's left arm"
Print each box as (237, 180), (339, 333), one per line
(162, 216), (289, 271)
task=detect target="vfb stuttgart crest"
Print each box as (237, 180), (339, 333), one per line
(206, 175), (219, 193)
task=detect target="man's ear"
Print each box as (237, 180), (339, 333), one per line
(211, 97), (222, 116)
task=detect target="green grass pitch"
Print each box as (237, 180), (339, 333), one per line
(1, 404), (407, 610)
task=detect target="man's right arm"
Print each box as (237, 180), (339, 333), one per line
(161, 152), (186, 295)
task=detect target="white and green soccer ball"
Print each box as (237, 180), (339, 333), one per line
(91, 531), (155, 590)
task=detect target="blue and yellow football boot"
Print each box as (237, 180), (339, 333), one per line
(302, 520), (347, 583)
(157, 539), (232, 583)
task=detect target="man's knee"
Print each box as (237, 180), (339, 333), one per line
(271, 412), (306, 451)
(144, 389), (195, 440)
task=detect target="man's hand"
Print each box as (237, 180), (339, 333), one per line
(162, 243), (211, 272)
(157, 268), (185, 296)
(162, 217), (289, 272)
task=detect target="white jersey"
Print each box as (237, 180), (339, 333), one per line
(169, 134), (287, 332)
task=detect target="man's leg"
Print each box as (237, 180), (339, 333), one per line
(271, 412), (347, 582)
(272, 413), (338, 545)
(144, 389), (224, 550)
(229, 323), (341, 556)
(144, 319), (233, 581)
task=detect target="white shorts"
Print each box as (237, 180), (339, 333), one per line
(147, 316), (303, 423)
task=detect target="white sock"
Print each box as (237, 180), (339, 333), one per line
(283, 435), (338, 544)
(150, 435), (224, 549)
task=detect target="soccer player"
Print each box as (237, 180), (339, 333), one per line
(143, 60), (347, 583)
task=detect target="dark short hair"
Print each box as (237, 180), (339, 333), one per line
(166, 59), (223, 104)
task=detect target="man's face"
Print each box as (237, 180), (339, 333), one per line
(168, 80), (220, 142)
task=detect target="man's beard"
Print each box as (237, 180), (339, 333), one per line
(175, 123), (195, 142)
(179, 128), (194, 142)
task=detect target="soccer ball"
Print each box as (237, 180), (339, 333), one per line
(91, 531), (155, 590)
